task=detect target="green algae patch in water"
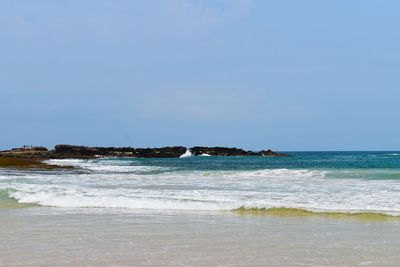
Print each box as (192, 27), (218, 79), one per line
(0, 190), (36, 209)
(0, 157), (73, 170)
(233, 207), (400, 221)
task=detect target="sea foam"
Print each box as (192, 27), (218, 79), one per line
(2, 157), (400, 216)
(45, 159), (172, 173)
(179, 149), (192, 158)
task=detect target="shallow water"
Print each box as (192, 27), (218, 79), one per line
(1, 207), (400, 266)
(1, 152), (400, 215)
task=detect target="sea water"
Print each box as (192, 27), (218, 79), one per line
(2, 151), (400, 214)
(1, 151), (400, 266)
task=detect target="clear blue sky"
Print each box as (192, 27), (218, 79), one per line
(1, 0), (399, 151)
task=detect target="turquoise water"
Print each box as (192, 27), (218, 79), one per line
(1, 151), (400, 214)
(102, 151), (400, 177)
(120, 151), (400, 170)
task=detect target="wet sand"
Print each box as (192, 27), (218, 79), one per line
(1, 207), (400, 267)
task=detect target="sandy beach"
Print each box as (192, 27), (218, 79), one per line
(1, 207), (400, 267)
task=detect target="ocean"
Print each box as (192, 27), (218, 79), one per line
(1, 151), (400, 266)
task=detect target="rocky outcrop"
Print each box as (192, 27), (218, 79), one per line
(190, 147), (288, 157)
(0, 157), (72, 169)
(259, 149), (289, 157)
(52, 145), (187, 159)
(11, 146), (48, 152)
(0, 146), (50, 158)
(0, 145), (288, 159)
(190, 146), (258, 156)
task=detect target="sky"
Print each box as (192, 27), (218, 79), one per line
(1, 0), (400, 151)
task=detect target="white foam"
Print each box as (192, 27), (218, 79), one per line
(11, 192), (232, 210)
(200, 153), (211, 156)
(179, 149), (192, 158)
(240, 169), (324, 178)
(7, 185), (400, 215)
(2, 162), (400, 215)
(45, 159), (85, 166)
(45, 159), (170, 173)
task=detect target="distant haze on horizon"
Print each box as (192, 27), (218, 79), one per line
(1, 0), (399, 151)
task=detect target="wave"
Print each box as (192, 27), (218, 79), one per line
(9, 191), (231, 211)
(44, 159), (326, 179)
(239, 168), (324, 178)
(3, 159), (400, 218)
(0, 189), (36, 209)
(4, 186), (400, 217)
(325, 168), (400, 180)
(45, 159), (173, 173)
(179, 149), (192, 158)
(234, 207), (400, 220)
(172, 168), (325, 180)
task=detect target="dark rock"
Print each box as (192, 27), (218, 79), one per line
(190, 146), (258, 156)
(52, 145), (186, 159)
(0, 146), (49, 158)
(0, 144), (288, 159)
(190, 147), (289, 157)
(260, 149), (289, 157)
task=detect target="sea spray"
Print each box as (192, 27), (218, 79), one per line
(179, 149), (193, 158)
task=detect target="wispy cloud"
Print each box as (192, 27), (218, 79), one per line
(0, 0), (253, 44)
(135, 87), (266, 121)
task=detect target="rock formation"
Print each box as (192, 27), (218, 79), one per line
(53, 145), (186, 158)
(0, 145), (288, 159)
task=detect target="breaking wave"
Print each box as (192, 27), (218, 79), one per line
(2, 157), (400, 218)
(45, 159), (174, 174)
(3, 187), (400, 217)
(179, 149), (192, 158)
(234, 207), (400, 219)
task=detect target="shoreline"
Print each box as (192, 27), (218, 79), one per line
(2, 198), (399, 221)
(0, 157), (72, 170)
(233, 207), (400, 221)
